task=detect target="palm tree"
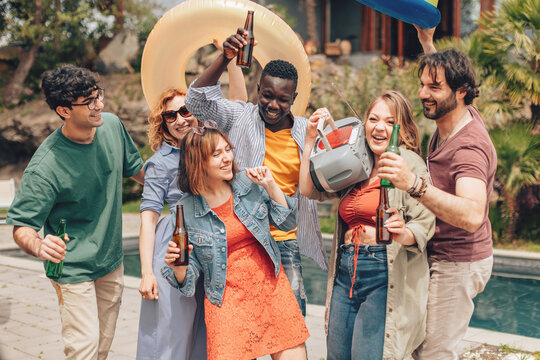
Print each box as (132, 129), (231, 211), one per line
(435, 0), (539, 127)
(475, 0), (540, 125)
(489, 122), (540, 241)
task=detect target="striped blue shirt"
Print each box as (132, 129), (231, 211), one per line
(186, 82), (328, 270)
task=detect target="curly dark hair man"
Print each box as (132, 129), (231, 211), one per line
(8, 64), (143, 359)
(378, 27), (497, 360)
(41, 64), (101, 113)
(418, 49), (480, 106)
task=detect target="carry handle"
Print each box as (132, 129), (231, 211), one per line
(316, 109), (338, 151)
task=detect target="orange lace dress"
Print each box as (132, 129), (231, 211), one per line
(204, 195), (309, 360)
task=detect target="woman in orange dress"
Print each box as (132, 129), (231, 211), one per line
(162, 124), (309, 360)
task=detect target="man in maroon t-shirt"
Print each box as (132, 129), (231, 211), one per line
(378, 30), (497, 360)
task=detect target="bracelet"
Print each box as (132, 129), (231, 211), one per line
(410, 177), (428, 199)
(417, 178), (428, 198)
(406, 175), (420, 194)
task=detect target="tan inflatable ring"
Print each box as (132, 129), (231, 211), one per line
(141, 0), (312, 117)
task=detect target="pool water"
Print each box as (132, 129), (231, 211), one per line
(122, 251), (540, 339)
(469, 275), (540, 338)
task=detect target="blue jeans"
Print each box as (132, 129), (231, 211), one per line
(277, 239), (307, 317)
(327, 244), (388, 360)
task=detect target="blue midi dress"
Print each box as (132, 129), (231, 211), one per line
(136, 142), (206, 360)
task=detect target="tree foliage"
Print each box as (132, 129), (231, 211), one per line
(0, 0), (157, 106)
(490, 122), (540, 241)
(436, 0), (540, 125)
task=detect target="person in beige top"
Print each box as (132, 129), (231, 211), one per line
(300, 91), (435, 360)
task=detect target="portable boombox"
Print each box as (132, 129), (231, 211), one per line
(309, 116), (374, 193)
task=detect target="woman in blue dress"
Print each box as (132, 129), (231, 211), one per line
(136, 46), (247, 360)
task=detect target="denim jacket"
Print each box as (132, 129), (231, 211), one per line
(162, 171), (298, 306)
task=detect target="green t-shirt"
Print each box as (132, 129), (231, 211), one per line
(7, 113), (143, 283)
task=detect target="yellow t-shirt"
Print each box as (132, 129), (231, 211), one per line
(263, 128), (300, 241)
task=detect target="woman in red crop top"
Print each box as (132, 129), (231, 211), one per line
(300, 90), (435, 360)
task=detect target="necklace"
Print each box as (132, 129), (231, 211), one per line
(436, 109), (469, 149)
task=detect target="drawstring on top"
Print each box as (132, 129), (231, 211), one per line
(349, 224), (366, 299)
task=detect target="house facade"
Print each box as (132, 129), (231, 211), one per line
(264, 0), (497, 59)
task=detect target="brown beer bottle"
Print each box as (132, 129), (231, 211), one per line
(172, 205), (189, 266)
(376, 187), (392, 245)
(237, 10), (255, 68)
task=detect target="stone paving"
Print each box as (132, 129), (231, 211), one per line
(0, 255), (327, 359)
(1, 215), (539, 359)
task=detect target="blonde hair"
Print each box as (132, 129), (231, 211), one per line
(148, 88), (194, 151)
(365, 90), (421, 155)
(178, 129), (238, 194)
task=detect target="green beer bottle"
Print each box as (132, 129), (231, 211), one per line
(45, 219), (67, 279)
(380, 123), (401, 188)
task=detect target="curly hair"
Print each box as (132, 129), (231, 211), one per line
(261, 60), (298, 88)
(178, 128), (238, 194)
(365, 90), (421, 155)
(418, 49), (480, 105)
(41, 64), (100, 116)
(148, 88), (196, 152)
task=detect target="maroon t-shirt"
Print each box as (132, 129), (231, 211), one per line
(426, 106), (497, 262)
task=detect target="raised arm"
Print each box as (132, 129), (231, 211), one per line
(414, 25), (436, 54)
(299, 108), (327, 196)
(213, 39), (248, 102)
(299, 108), (341, 204)
(193, 29), (248, 88)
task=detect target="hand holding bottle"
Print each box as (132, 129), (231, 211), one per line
(377, 152), (417, 192)
(45, 219), (68, 279)
(223, 28), (250, 60)
(165, 242), (193, 267)
(382, 208), (415, 246)
(38, 233), (69, 262)
(165, 242), (193, 284)
(223, 11), (257, 64)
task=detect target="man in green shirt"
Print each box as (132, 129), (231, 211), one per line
(7, 65), (144, 359)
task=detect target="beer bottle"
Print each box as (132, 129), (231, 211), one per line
(237, 10), (255, 68)
(380, 123), (401, 188)
(172, 205), (189, 266)
(376, 187), (392, 245)
(45, 219), (67, 279)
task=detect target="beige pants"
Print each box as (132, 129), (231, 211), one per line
(51, 265), (124, 360)
(413, 256), (493, 360)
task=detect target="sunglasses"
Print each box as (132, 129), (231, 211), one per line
(192, 120), (218, 135)
(161, 105), (191, 123)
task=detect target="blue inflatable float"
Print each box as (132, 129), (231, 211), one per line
(355, 0), (441, 28)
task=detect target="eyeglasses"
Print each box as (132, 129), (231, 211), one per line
(161, 105), (191, 123)
(71, 88), (104, 110)
(192, 120), (218, 135)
